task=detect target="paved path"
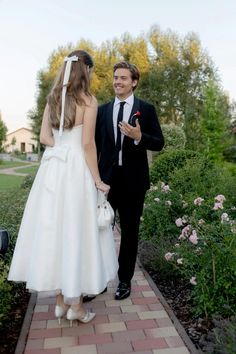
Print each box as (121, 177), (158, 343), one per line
(0, 163), (37, 176)
(18, 227), (197, 354)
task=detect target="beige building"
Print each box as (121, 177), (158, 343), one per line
(4, 127), (36, 153)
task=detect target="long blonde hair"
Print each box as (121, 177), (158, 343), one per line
(47, 50), (93, 129)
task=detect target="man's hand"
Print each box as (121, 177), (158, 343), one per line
(119, 119), (142, 141)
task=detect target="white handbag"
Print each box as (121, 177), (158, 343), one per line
(97, 190), (114, 229)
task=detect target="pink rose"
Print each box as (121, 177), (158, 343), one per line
(175, 218), (183, 227)
(215, 194), (226, 203)
(213, 202), (224, 210)
(194, 197), (204, 206)
(189, 230), (198, 245)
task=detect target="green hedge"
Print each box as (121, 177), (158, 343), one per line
(0, 181), (31, 327)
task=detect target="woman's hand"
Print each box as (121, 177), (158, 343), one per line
(95, 181), (110, 193)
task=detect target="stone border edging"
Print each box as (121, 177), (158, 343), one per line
(14, 292), (37, 354)
(137, 258), (203, 354)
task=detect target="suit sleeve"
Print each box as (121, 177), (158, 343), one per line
(95, 106), (102, 159)
(139, 104), (165, 151)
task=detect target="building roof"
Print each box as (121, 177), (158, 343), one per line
(7, 127), (33, 136)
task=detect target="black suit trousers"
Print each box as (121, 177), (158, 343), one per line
(108, 166), (146, 283)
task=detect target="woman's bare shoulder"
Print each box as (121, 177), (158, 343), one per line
(82, 94), (97, 108)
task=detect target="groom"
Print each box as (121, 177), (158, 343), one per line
(96, 61), (164, 300)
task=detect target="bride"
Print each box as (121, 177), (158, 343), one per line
(8, 50), (118, 325)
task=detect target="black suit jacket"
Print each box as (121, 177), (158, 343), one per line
(96, 96), (164, 192)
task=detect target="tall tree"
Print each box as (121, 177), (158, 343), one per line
(199, 80), (232, 161)
(0, 112), (8, 152)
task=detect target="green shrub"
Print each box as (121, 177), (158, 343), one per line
(170, 158), (236, 206)
(0, 260), (12, 326)
(150, 149), (199, 184)
(0, 178), (31, 328)
(161, 123), (186, 152)
(162, 193), (236, 318)
(139, 182), (186, 277)
(201, 315), (236, 354)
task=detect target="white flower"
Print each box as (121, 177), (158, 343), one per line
(221, 213), (229, 223)
(194, 197), (204, 206)
(190, 276), (197, 285)
(177, 258), (183, 265)
(154, 197), (160, 203)
(164, 252), (175, 261)
(165, 200), (172, 206)
(175, 243), (180, 248)
(161, 182), (171, 193)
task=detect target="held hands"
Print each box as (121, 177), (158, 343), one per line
(119, 119), (142, 141)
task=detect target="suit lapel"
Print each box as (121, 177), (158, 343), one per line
(106, 100), (115, 144)
(128, 96), (140, 125)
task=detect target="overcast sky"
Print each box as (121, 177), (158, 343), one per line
(0, 0), (235, 132)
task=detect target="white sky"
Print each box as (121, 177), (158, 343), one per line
(0, 0), (236, 132)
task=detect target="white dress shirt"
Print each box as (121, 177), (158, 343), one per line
(113, 94), (134, 165)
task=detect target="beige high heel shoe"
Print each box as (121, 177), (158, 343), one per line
(66, 308), (96, 327)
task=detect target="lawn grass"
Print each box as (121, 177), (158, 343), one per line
(0, 161), (31, 169)
(0, 174), (25, 191)
(16, 164), (39, 175)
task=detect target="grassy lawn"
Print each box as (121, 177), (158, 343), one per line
(0, 174), (25, 191)
(16, 164), (39, 175)
(0, 161), (31, 169)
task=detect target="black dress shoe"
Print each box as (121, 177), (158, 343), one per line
(115, 281), (131, 300)
(83, 287), (107, 303)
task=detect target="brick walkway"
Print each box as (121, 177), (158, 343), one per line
(20, 228), (195, 354)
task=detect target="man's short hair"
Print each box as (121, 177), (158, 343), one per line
(113, 61), (140, 83)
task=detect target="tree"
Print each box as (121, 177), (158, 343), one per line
(0, 112), (7, 152)
(29, 25), (233, 153)
(199, 80), (232, 161)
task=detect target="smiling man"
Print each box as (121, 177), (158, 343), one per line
(95, 61), (164, 300)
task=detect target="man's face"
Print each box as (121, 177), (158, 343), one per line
(113, 68), (137, 100)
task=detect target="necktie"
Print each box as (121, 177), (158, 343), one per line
(116, 101), (126, 152)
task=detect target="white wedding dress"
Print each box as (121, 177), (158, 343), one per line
(8, 125), (118, 303)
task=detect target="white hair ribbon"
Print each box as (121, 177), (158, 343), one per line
(59, 55), (79, 137)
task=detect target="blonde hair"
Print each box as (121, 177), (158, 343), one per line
(47, 50), (94, 130)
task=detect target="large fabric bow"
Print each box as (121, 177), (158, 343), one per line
(41, 145), (70, 192)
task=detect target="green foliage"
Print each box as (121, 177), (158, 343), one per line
(0, 260), (12, 326)
(0, 183), (30, 328)
(166, 195), (236, 318)
(0, 113), (7, 152)
(141, 150), (236, 319)
(161, 124), (186, 151)
(0, 175), (25, 191)
(223, 145), (236, 163)
(139, 183), (185, 278)
(202, 316), (236, 354)
(28, 25), (235, 154)
(199, 80), (232, 161)
(170, 157), (236, 205)
(150, 148), (199, 184)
